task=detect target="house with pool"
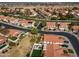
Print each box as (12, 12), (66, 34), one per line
(45, 22), (56, 31)
(18, 19), (35, 28)
(0, 15), (35, 29)
(4, 29), (26, 43)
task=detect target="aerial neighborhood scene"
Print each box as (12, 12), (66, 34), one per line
(0, 2), (79, 57)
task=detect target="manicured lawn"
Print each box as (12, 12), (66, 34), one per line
(31, 50), (42, 57)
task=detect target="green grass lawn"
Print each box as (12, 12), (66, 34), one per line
(31, 50), (42, 57)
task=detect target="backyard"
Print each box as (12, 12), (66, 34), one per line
(31, 50), (42, 57)
(5, 35), (32, 57)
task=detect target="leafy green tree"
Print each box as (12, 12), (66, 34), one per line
(68, 49), (74, 54)
(59, 16), (67, 20)
(34, 18), (39, 27)
(51, 17), (58, 20)
(9, 42), (16, 46)
(41, 19), (47, 27)
(63, 50), (68, 54)
(24, 9), (31, 16)
(65, 13), (74, 19)
(30, 37), (36, 42)
(31, 28), (38, 34)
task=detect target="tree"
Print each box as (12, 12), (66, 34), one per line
(72, 7), (78, 10)
(65, 13), (74, 19)
(31, 28), (38, 34)
(24, 9), (31, 16)
(30, 37), (36, 42)
(51, 17), (58, 20)
(10, 36), (17, 41)
(68, 22), (74, 30)
(34, 18), (39, 27)
(36, 36), (41, 43)
(59, 16), (67, 20)
(9, 42), (16, 46)
(52, 11), (57, 15)
(63, 50), (68, 54)
(41, 19), (47, 27)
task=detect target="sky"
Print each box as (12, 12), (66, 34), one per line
(0, 0), (79, 2)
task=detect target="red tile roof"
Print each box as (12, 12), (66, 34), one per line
(58, 22), (70, 27)
(43, 34), (65, 57)
(44, 34), (63, 43)
(7, 29), (21, 37)
(47, 22), (56, 28)
(0, 35), (6, 45)
(19, 19), (33, 26)
(0, 15), (34, 26)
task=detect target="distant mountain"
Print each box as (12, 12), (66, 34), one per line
(0, 2), (79, 7)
